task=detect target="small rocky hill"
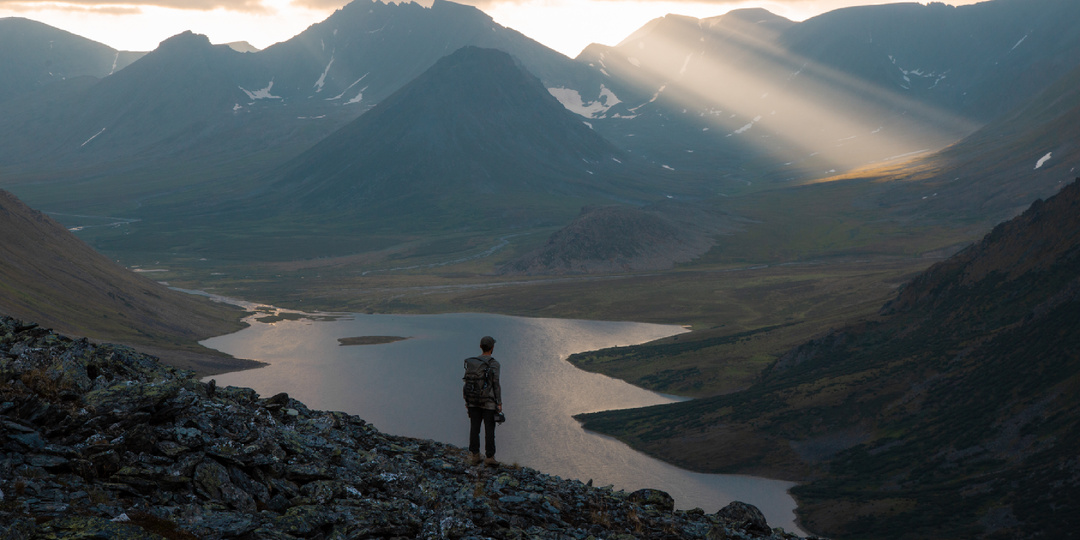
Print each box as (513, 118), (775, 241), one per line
(499, 203), (735, 275)
(0, 316), (810, 539)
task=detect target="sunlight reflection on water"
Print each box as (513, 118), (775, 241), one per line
(202, 310), (803, 534)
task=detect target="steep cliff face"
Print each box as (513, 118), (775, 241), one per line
(0, 316), (807, 540)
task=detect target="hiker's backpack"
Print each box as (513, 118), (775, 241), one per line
(462, 357), (495, 406)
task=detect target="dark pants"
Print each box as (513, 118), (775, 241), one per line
(468, 407), (497, 458)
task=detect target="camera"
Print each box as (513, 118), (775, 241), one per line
(495, 412), (506, 424)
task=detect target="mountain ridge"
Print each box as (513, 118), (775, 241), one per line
(0, 17), (143, 105)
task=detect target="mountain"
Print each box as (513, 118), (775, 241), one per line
(0, 317), (807, 539)
(578, 177), (1080, 539)
(573, 0), (1080, 181)
(253, 46), (646, 232)
(0, 17), (142, 105)
(0, 32), (274, 170)
(781, 0), (1080, 123)
(0, 189), (255, 375)
(850, 60), (1080, 231)
(0, 0), (597, 180)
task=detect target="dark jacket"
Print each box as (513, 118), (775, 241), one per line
(464, 355), (501, 410)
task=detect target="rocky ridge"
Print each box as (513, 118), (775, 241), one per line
(0, 316), (812, 539)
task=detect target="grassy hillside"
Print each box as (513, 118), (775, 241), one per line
(578, 178), (1080, 539)
(0, 189), (258, 375)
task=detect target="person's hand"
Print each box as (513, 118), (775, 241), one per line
(497, 404), (503, 412)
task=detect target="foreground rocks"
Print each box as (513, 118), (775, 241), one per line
(1, 316), (814, 539)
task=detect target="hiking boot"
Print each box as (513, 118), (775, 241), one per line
(484, 457), (499, 467)
(469, 453), (483, 465)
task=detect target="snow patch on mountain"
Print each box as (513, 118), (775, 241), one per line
(1010, 34), (1028, 52)
(729, 115), (762, 136)
(314, 54), (335, 92)
(240, 80), (281, 100)
(80, 128), (106, 148)
(548, 85), (621, 118)
(630, 84), (667, 113)
(678, 53), (693, 76)
(888, 56), (948, 90)
(328, 73), (369, 101)
(346, 86), (367, 105)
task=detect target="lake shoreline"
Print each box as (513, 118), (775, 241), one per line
(197, 305), (805, 534)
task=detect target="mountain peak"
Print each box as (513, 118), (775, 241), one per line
(157, 30), (213, 51)
(431, 0), (489, 17)
(712, 7), (791, 26)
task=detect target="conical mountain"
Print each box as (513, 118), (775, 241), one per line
(264, 46), (638, 230)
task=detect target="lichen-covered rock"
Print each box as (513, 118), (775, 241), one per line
(629, 487), (676, 512)
(717, 500), (773, 535)
(0, 316), (817, 539)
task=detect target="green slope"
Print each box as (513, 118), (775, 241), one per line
(578, 178), (1080, 539)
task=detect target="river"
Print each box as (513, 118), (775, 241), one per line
(202, 308), (804, 534)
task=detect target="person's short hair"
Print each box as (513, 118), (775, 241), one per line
(480, 336), (496, 351)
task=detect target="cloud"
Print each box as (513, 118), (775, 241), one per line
(0, 0), (270, 13)
(289, 0), (345, 8)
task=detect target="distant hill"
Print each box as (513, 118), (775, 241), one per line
(0, 189), (257, 375)
(0, 17), (143, 105)
(579, 177), (1080, 539)
(498, 203), (735, 275)
(254, 46), (648, 232)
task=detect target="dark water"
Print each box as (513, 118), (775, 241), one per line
(203, 310), (803, 534)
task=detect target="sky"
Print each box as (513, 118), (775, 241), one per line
(0, 0), (985, 58)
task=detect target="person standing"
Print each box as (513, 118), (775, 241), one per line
(464, 335), (502, 466)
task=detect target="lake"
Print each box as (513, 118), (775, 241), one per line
(202, 308), (803, 534)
